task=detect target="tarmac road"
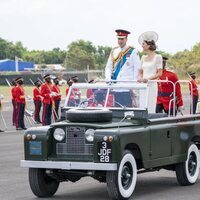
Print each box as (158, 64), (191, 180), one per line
(0, 102), (200, 200)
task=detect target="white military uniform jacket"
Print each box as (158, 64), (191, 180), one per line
(105, 45), (141, 81)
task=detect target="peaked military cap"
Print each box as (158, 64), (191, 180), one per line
(15, 77), (24, 83)
(88, 79), (94, 83)
(43, 74), (51, 80)
(34, 80), (41, 85)
(115, 29), (131, 38)
(71, 76), (79, 81)
(189, 72), (196, 76)
(162, 56), (168, 61)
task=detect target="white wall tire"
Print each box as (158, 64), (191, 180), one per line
(176, 144), (200, 186)
(107, 150), (137, 200)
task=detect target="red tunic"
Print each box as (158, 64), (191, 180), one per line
(41, 83), (53, 104)
(157, 69), (183, 110)
(66, 86), (70, 96)
(11, 86), (17, 100)
(33, 87), (42, 101)
(69, 88), (81, 100)
(15, 86), (25, 104)
(52, 85), (61, 101)
(86, 89), (94, 99)
(189, 79), (199, 97)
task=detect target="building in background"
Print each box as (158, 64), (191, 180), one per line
(0, 59), (34, 72)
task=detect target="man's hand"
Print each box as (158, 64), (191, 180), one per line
(50, 92), (56, 97)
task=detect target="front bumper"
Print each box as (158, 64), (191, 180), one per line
(20, 160), (117, 171)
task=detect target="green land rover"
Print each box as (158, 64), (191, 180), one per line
(21, 81), (200, 200)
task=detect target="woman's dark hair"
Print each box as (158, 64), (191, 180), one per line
(145, 40), (157, 51)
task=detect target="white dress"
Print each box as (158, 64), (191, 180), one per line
(140, 54), (163, 113)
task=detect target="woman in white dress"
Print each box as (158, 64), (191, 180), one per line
(138, 31), (163, 113)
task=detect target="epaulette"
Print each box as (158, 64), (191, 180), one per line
(111, 46), (119, 53)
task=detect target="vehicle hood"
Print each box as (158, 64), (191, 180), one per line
(50, 120), (142, 129)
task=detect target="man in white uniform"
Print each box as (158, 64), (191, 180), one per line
(105, 29), (141, 107)
(105, 29), (140, 81)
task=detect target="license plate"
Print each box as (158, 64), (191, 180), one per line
(97, 141), (112, 162)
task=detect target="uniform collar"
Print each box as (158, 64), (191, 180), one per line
(120, 45), (128, 51)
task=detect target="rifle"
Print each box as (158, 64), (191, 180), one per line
(5, 78), (12, 87)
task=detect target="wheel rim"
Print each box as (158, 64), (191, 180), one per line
(188, 152), (197, 176)
(121, 162), (133, 190)
(43, 170), (56, 185)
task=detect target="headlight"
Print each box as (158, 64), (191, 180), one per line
(53, 128), (65, 141)
(85, 129), (95, 142)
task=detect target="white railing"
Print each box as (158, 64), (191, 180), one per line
(64, 80), (194, 117)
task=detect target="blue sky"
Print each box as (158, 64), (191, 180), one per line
(0, 0), (199, 53)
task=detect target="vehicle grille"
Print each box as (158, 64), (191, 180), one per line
(56, 126), (93, 155)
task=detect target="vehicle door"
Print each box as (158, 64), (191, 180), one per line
(150, 124), (177, 159)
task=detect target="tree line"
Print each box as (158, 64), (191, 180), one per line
(0, 37), (200, 78)
(0, 37), (111, 70)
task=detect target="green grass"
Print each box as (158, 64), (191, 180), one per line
(0, 83), (192, 101)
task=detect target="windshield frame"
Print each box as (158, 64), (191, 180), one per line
(64, 82), (149, 111)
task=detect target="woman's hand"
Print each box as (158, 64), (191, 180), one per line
(137, 77), (143, 83)
(142, 78), (148, 83)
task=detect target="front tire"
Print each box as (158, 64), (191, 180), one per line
(106, 150), (137, 200)
(29, 168), (59, 197)
(175, 144), (200, 186)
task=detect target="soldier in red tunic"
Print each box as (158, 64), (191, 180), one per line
(66, 76), (81, 107)
(41, 74), (54, 125)
(52, 77), (61, 120)
(15, 77), (26, 130)
(66, 78), (74, 96)
(33, 80), (42, 123)
(188, 72), (199, 114)
(66, 76), (79, 96)
(156, 57), (183, 115)
(11, 79), (17, 126)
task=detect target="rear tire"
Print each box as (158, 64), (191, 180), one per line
(175, 144), (200, 186)
(29, 168), (59, 197)
(106, 150), (137, 200)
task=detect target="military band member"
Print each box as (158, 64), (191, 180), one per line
(11, 79), (17, 126)
(66, 78), (73, 96)
(188, 72), (199, 114)
(33, 80), (42, 123)
(105, 29), (140, 107)
(41, 74), (54, 125)
(52, 77), (61, 120)
(66, 76), (79, 97)
(156, 57), (183, 115)
(15, 77), (26, 130)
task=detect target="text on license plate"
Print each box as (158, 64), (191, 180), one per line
(97, 141), (112, 162)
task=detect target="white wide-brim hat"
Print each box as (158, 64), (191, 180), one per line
(138, 31), (159, 45)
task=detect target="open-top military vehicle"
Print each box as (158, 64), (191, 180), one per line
(21, 81), (200, 200)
